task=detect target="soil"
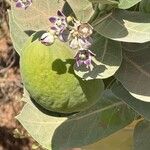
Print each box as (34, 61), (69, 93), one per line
(0, 1), (42, 149)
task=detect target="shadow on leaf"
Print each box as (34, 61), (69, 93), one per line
(52, 59), (76, 75)
(24, 30), (36, 36)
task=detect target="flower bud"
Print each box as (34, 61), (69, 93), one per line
(15, 0), (32, 9)
(40, 32), (54, 46)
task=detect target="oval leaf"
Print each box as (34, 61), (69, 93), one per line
(133, 120), (150, 150)
(89, 0), (119, 5)
(121, 41), (150, 52)
(118, 0), (141, 9)
(92, 10), (150, 43)
(89, 0), (140, 9)
(9, 0), (65, 55)
(74, 33), (122, 80)
(115, 48), (150, 102)
(17, 90), (135, 150)
(66, 0), (95, 22)
(111, 81), (150, 121)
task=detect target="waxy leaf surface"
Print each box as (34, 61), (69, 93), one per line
(133, 120), (150, 150)
(92, 10), (150, 43)
(115, 47), (150, 102)
(111, 82), (150, 121)
(17, 90), (135, 150)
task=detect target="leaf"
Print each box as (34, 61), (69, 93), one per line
(89, 0), (119, 5)
(8, 11), (29, 55)
(66, 0), (95, 22)
(139, 0), (150, 13)
(92, 10), (150, 43)
(118, 0), (141, 9)
(9, 0), (65, 55)
(133, 120), (150, 150)
(89, 0), (140, 9)
(17, 90), (135, 150)
(111, 81), (150, 121)
(115, 47), (150, 102)
(17, 103), (67, 150)
(121, 41), (150, 52)
(74, 33), (122, 80)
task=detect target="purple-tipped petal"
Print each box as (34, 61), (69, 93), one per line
(84, 58), (91, 66)
(16, 1), (25, 8)
(76, 60), (83, 67)
(15, 0), (32, 9)
(58, 29), (70, 42)
(49, 17), (57, 23)
(78, 38), (92, 49)
(70, 38), (79, 49)
(51, 26), (58, 31)
(57, 10), (65, 17)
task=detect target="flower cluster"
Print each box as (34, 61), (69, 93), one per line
(14, 0), (32, 9)
(14, 1), (95, 69)
(43, 11), (95, 69)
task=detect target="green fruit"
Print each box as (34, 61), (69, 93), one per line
(20, 33), (104, 113)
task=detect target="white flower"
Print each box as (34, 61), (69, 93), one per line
(40, 32), (54, 46)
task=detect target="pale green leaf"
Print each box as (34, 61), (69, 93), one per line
(74, 33), (122, 80)
(17, 90), (135, 150)
(92, 10), (150, 43)
(115, 47), (150, 102)
(8, 10), (29, 55)
(9, 0), (65, 55)
(66, 0), (95, 22)
(17, 103), (67, 150)
(89, 0), (140, 9)
(118, 0), (141, 9)
(133, 120), (150, 150)
(111, 82), (150, 121)
(89, 0), (119, 5)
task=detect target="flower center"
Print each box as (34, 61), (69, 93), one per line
(79, 51), (88, 60)
(81, 27), (89, 34)
(56, 19), (63, 26)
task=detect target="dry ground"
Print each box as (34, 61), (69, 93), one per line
(0, 1), (41, 149)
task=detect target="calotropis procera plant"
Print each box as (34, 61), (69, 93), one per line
(9, 0), (150, 149)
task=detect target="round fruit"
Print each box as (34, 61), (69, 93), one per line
(20, 33), (104, 113)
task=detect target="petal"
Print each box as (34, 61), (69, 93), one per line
(69, 38), (79, 49)
(57, 10), (65, 17)
(58, 29), (70, 42)
(88, 50), (96, 56)
(51, 26), (58, 31)
(76, 60), (83, 67)
(16, 1), (25, 8)
(49, 17), (57, 23)
(40, 33), (54, 45)
(78, 38), (92, 49)
(74, 51), (80, 59)
(84, 58), (91, 66)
